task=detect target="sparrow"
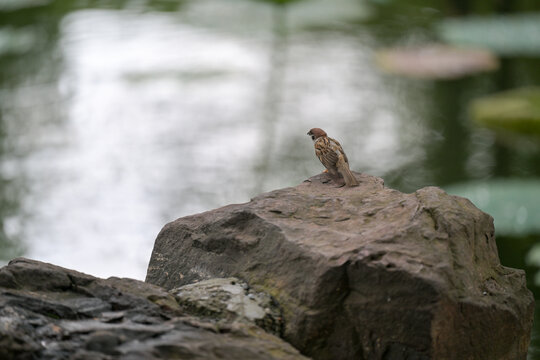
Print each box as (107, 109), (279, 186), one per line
(307, 128), (359, 187)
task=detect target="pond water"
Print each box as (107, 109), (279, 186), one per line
(1, 0), (540, 357)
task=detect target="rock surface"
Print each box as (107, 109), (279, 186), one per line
(146, 172), (535, 360)
(172, 277), (283, 336)
(0, 258), (308, 360)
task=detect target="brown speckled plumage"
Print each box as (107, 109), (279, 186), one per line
(307, 128), (359, 187)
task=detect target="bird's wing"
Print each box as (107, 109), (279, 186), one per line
(314, 137), (339, 169)
(328, 137), (349, 164)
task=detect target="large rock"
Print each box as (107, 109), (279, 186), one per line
(0, 258), (308, 360)
(146, 173), (535, 360)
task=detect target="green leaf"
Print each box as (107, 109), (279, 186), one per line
(469, 87), (540, 136)
(444, 179), (540, 236)
(437, 13), (540, 56)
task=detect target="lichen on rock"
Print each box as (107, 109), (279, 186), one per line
(172, 277), (283, 335)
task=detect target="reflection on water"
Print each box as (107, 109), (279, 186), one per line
(1, 0), (540, 356)
(0, 0), (423, 278)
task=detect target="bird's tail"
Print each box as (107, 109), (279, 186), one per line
(337, 161), (359, 187)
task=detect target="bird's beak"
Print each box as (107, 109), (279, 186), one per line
(306, 132), (310, 136)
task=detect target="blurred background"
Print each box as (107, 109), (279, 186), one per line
(1, 0), (540, 356)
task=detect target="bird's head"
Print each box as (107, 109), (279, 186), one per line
(307, 128), (327, 141)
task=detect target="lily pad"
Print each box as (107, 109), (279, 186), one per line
(445, 179), (540, 236)
(375, 45), (499, 79)
(469, 87), (540, 135)
(437, 13), (540, 56)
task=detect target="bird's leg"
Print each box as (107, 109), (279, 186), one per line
(326, 169), (345, 187)
(321, 173), (332, 184)
(320, 168), (333, 183)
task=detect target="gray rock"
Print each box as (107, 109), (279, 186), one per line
(146, 172), (534, 360)
(171, 277), (282, 335)
(0, 258), (308, 360)
(84, 330), (121, 355)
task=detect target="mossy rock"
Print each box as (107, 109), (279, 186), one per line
(469, 87), (540, 135)
(171, 277), (283, 336)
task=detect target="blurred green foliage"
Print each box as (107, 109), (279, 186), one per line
(470, 87), (540, 136)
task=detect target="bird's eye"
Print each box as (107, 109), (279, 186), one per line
(311, 136), (315, 140)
